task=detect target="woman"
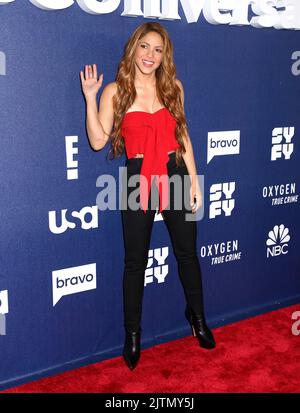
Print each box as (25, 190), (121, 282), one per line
(80, 22), (216, 371)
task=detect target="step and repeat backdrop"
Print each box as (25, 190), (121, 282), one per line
(0, 1), (300, 390)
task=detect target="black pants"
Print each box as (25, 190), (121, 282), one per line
(121, 152), (206, 331)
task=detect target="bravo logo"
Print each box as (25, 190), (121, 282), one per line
(266, 224), (290, 257)
(52, 263), (96, 306)
(207, 131), (240, 164)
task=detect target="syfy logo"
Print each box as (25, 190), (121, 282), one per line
(271, 127), (294, 161)
(145, 246), (169, 285)
(52, 263), (96, 305)
(209, 182), (235, 219)
(266, 224), (290, 257)
(291, 51), (300, 75)
(49, 205), (98, 234)
(207, 130), (240, 164)
(0, 51), (6, 76)
(0, 1), (300, 30)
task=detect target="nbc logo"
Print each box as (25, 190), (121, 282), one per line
(266, 224), (290, 258)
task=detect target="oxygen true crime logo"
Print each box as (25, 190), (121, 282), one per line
(0, 0), (300, 29)
(200, 239), (242, 265)
(262, 183), (298, 206)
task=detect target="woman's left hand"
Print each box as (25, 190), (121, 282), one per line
(190, 180), (203, 213)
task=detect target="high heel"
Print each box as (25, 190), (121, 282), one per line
(122, 327), (141, 370)
(185, 304), (216, 349)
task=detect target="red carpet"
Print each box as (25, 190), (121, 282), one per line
(2, 303), (300, 393)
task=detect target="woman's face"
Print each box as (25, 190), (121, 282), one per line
(134, 31), (164, 74)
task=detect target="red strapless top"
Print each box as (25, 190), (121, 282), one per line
(121, 107), (180, 214)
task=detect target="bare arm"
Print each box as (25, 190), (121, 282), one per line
(80, 64), (116, 151)
(176, 79), (198, 187)
(176, 79), (202, 212)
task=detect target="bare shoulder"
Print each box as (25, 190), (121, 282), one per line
(98, 82), (118, 145)
(99, 81), (118, 110)
(175, 78), (183, 89)
(175, 78), (184, 105)
(107, 81), (118, 92)
(101, 81), (118, 100)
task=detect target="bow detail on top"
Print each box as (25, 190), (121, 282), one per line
(139, 117), (171, 214)
(121, 108), (180, 214)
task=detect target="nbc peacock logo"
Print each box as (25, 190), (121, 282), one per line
(266, 224), (290, 258)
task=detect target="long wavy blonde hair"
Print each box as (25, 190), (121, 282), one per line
(107, 21), (189, 167)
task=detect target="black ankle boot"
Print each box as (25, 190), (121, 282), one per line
(185, 304), (216, 349)
(122, 327), (141, 370)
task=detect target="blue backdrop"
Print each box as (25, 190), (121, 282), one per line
(0, 1), (299, 390)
